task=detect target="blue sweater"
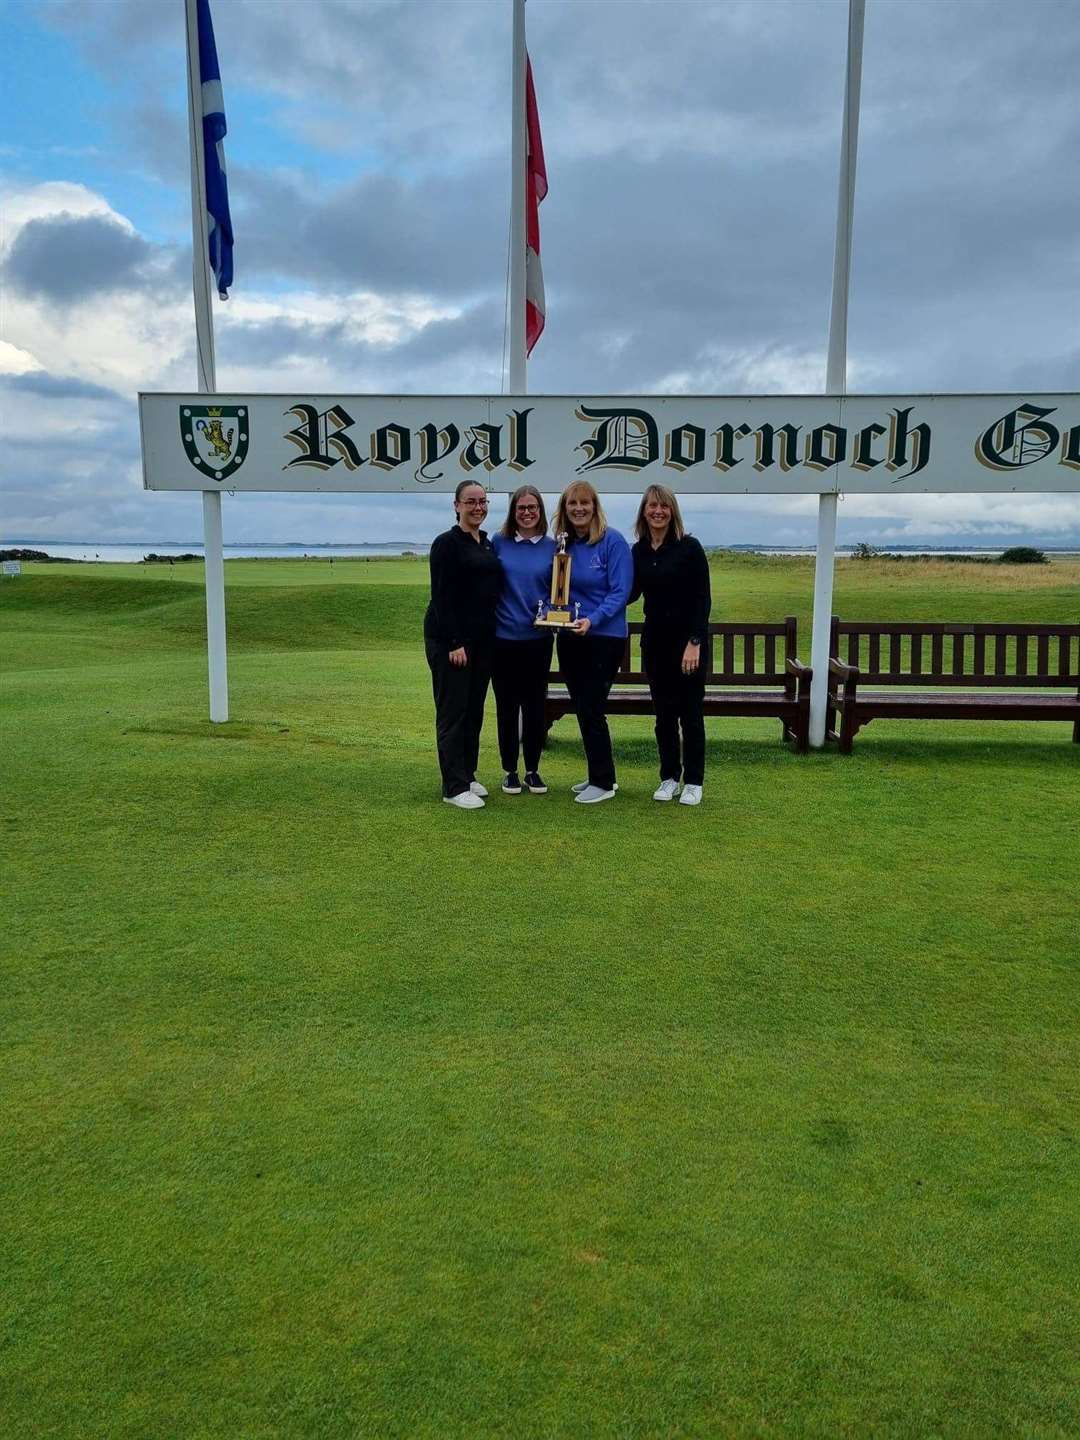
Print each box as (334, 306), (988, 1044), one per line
(491, 532), (557, 640)
(567, 527), (634, 638)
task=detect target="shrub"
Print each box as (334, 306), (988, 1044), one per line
(999, 546), (1048, 565)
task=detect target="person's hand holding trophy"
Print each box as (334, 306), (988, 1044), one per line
(533, 531), (585, 630)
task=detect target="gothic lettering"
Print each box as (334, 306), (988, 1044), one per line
(852, 421), (886, 471)
(887, 407), (931, 479)
(283, 403), (364, 471)
(575, 405), (659, 472)
(753, 423), (801, 472)
(509, 408), (533, 471)
(369, 422), (411, 471)
(976, 402), (1059, 471)
(1060, 424), (1080, 471)
(805, 423), (847, 473)
(713, 423), (751, 471)
(416, 423), (460, 483)
(664, 423), (707, 471)
(460, 422), (504, 472)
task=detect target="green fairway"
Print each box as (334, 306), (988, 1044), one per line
(2, 557), (1078, 1438)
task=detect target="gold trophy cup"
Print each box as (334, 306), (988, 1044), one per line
(534, 531), (578, 628)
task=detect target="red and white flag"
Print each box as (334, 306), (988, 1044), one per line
(525, 55), (547, 356)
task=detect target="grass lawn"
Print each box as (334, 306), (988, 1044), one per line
(2, 556), (1078, 1438)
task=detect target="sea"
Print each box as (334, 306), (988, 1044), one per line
(7, 541), (1078, 562)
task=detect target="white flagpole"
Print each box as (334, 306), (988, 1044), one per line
(184, 0), (229, 723)
(809, 0), (865, 748)
(508, 0), (527, 394)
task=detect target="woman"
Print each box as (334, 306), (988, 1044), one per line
(490, 486), (557, 795)
(424, 480), (502, 808)
(630, 484), (711, 806)
(553, 481), (634, 804)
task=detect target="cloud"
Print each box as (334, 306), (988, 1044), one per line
(8, 2), (1080, 546)
(4, 212), (160, 302)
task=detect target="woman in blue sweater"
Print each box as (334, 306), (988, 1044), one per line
(490, 486), (557, 795)
(553, 480), (634, 804)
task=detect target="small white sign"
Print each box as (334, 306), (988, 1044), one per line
(2, 561), (21, 577)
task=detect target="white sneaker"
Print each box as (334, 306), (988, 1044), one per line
(571, 780), (619, 794)
(574, 785), (616, 804)
(679, 784), (703, 806)
(653, 778), (680, 802)
(444, 791), (484, 809)
(469, 780), (488, 797)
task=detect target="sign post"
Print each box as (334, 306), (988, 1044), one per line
(811, 0), (866, 748)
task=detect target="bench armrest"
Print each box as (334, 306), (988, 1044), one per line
(828, 656), (859, 705)
(786, 658), (812, 679)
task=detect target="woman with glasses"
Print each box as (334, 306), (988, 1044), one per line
(424, 480), (502, 809)
(490, 486), (557, 795)
(629, 484), (711, 806)
(553, 480), (634, 804)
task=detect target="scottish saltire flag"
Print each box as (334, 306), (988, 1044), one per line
(525, 54), (547, 355)
(197, 0), (234, 299)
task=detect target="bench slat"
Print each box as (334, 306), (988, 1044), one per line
(951, 632), (964, 676)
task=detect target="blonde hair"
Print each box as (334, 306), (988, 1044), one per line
(634, 484), (685, 543)
(554, 481), (608, 545)
(500, 485), (548, 539)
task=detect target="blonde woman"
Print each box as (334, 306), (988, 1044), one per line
(629, 485), (711, 805)
(552, 481), (633, 804)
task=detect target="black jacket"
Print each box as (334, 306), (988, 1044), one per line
(629, 533), (712, 641)
(424, 526), (502, 648)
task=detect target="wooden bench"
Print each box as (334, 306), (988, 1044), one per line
(545, 617), (812, 752)
(827, 619), (1080, 752)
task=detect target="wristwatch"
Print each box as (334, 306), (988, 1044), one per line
(688, 636), (702, 646)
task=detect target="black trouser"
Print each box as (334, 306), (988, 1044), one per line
(556, 632), (625, 791)
(642, 629), (706, 786)
(425, 636), (494, 798)
(491, 635), (554, 774)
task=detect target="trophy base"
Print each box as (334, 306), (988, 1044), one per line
(534, 608), (573, 628)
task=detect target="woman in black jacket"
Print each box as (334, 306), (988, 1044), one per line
(630, 485), (712, 806)
(424, 481), (502, 808)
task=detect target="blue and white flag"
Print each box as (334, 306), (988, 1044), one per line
(197, 0), (233, 299)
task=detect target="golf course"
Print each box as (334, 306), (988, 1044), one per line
(2, 552), (1078, 1438)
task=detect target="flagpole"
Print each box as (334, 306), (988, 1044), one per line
(184, 0), (229, 723)
(809, 0), (865, 748)
(509, 0), (527, 394)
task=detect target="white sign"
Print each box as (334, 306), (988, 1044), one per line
(139, 392), (1080, 495)
(2, 561), (21, 577)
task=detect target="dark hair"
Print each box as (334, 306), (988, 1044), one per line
(454, 479), (487, 504)
(634, 484), (686, 543)
(500, 485), (548, 539)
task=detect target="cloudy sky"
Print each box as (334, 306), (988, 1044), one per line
(4, 0), (1080, 548)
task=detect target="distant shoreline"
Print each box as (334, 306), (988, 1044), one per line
(6, 540), (1080, 564)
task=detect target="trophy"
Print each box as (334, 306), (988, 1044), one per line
(534, 531), (574, 627)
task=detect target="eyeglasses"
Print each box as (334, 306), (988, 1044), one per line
(460, 499), (488, 507)
(516, 504), (540, 513)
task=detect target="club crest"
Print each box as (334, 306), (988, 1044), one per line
(180, 405), (249, 482)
